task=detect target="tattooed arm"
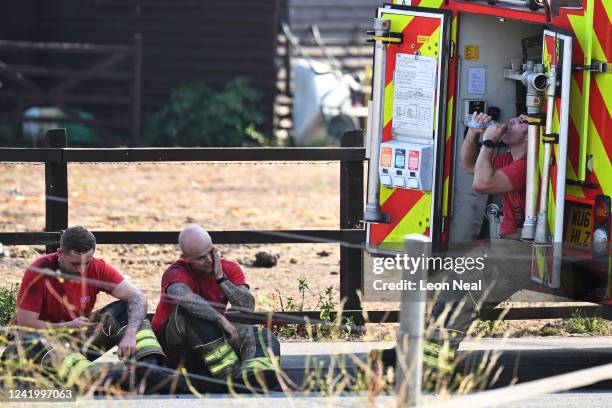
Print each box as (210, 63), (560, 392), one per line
(211, 249), (255, 311)
(166, 282), (239, 346)
(166, 282), (224, 323)
(111, 280), (147, 358)
(218, 281), (255, 311)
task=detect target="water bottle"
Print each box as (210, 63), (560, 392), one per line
(464, 114), (499, 129)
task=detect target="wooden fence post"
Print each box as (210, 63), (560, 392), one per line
(340, 130), (364, 324)
(44, 128), (68, 253)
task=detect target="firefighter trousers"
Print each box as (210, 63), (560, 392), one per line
(1, 301), (167, 391)
(429, 238), (534, 347)
(160, 305), (281, 393)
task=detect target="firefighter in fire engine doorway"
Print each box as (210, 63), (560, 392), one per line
(375, 111), (536, 368)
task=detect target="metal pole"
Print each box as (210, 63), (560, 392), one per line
(521, 62), (547, 241)
(535, 65), (557, 244)
(396, 234), (429, 406)
(364, 18), (389, 223)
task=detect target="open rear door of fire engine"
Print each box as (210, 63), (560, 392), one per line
(531, 28), (573, 288)
(365, 4), (451, 254)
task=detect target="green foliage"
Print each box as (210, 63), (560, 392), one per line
(144, 78), (270, 147)
(473, 320), (508, 337)
(274, 279), (354, 340)
(0, 284), (18, 327)
(566, 310), (612, 335)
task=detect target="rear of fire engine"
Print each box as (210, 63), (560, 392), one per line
(363, 0), (612, 311)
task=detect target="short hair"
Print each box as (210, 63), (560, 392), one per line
(60, 226), (96, 254)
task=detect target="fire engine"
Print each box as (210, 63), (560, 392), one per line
(363, 0), (611, 306)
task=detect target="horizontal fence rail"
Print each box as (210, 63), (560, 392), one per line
(0, 229), (365, 246)
(0, 147), (366, 162)
(0, 129), (369, 325)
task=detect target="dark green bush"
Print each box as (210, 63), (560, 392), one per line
(144, 78), (269, 147)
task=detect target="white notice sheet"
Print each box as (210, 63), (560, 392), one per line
(467, 67), (486, 94)
(392, 53), (437, 137)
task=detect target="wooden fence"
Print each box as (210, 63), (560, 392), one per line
(0, 128), (607, 324)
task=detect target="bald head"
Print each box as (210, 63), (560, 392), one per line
(179, 225), (212, 257)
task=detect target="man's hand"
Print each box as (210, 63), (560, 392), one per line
(218, 316), (239, 349)
(468, 112), (491, 135)
(66, 316), (97, 329)
(212, 248), (224, 280)
(483, 122), (507, 143)
(117, 331), (136, 359)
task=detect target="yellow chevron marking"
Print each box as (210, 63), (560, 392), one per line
(587, 117), (612, 195)
(418, 26), (441, 58)
(383, 193), (431, 244)
(380, 185), (394, 206)
(415, 0), (444, 8)
(442, 176), (449, 217)
(384, 81), (394, 127)
(548, 181), (556, 235)
(388, 15), (414, 37)
(602, 0), (612, 20)
(591, 26), (607, 62)
(591, 27), (611, 117)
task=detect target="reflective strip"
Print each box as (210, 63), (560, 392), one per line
(65, 359), (95, 386)
(135, 338), (162, 352)
(423, 354), (452, 373)
(209, 351), (239, 376)
(242, 357), (274, 371)
(57, 352), (87, 380)
(135, 329), (156, 342)
(204, 342), (232, 364)
(425, 340), (455, 359)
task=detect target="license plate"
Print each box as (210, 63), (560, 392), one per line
(564, 202), (593, 247)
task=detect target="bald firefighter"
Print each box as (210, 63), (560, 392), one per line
(152, 225), (280, 392)
(1, 226), (168, 392)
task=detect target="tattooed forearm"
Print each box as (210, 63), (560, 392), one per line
(167, 282), (223, 323)
(127, 293), (147, 333)
(219, 281), (255, 310)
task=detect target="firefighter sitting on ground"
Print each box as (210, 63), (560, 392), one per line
(1, 226), (168, 392)
(152, 224), (280, 392)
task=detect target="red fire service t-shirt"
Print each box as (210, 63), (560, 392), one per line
(492, 152), (527, 236)
(16, 253), (124, 323)
(151, 258), (247, 336)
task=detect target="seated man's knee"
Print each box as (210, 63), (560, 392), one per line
(2, 333), (51, 365)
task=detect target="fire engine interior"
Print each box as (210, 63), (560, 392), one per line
(449, 13), (543, 243)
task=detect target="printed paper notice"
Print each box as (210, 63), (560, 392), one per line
(467, 67), (486, 94)
(392, 53), (437, 137)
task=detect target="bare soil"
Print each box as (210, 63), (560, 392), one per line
(0, 162), (399, 337)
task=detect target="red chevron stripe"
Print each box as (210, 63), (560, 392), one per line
(369, 189), (424, 246)
(544, 34), (558, 65)
(583, 170), (604, 200)
(594, 0), (612, 62)
(382, 120), (393, 143)
(589, 78), (612, 164)
(567, 114), (581, 179)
